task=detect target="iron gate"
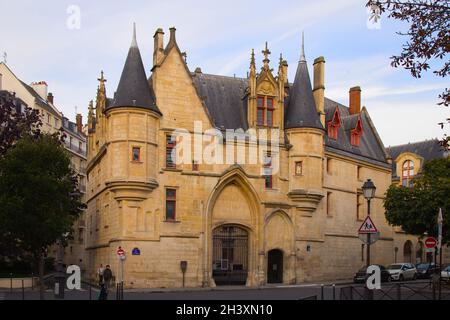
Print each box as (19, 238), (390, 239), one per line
(212, 226), (248, 285)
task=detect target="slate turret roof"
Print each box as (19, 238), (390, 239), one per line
(284, 52), (323, 130)
(108, 24), (161, 115)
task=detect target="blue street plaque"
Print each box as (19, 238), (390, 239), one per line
(132, 248), (141, 255)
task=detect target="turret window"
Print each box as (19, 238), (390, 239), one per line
(402, 160), (414, 187)
(257, 97), (265, 125)
(132, 147), (141, 162)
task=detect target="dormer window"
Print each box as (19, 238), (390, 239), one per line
(257, 96), (275, 127)
(350, 117), (363, 146)
(327, 106), (341, 140)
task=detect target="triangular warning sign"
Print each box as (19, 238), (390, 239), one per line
(358, 216), (378, 234)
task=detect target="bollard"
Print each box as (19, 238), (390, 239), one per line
(332, 284), (336, 300)
(320, 284), (324, 300)
(31, 273), (34, 291)
(10, 273), (13, 293)
(89, 282), (92, 300)
(22, 280), (24, 300)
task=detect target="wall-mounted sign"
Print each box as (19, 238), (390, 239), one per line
(132, 248), (141, 256)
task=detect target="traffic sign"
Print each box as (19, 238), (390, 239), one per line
(424, 237), (437, 249)
(359, 232), (380, 245)
(117, 246), (125, 256)
(358, 216), (378, 234)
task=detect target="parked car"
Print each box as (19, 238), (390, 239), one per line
(353, 265), (392, 283)
(387, 263), (417, 281)
(415, 263), (440, 279)
(441, 265), (450, 283)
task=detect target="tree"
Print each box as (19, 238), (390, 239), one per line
(366, 1), (450, 149)
(0, 134), (85, 299)
(0, 93), (42, 157)
(384, 157), (450, 244)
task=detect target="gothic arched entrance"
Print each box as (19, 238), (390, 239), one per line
(212, 225), (248, 285)
(267, 249), (283, 283)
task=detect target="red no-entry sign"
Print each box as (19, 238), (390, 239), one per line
(117, 246), (125, 256)
(424, 237), (437, 249)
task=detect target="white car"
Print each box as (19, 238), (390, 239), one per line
(387, 263), (417, 281)
(441, 265), (450, 283)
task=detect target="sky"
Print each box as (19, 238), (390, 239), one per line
(0, 0), (448, 146)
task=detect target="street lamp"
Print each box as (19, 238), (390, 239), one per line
(362, 179), (376, 267)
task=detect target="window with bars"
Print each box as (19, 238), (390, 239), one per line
(165, 189), (177, 221)
(166, 135), (176, 168)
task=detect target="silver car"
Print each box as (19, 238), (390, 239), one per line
(387, 263), (417, 281)
(441, 265), (450, 283)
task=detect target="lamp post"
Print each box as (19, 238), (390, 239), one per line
(362, 179), (376, 267)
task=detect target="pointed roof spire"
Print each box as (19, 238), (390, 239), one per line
(131, 22), (137, 47)
(262, 41), (271, 70)
(284, 32), (323, 130)
(108, 24), (161, 114)
(300, 31), (306, 62)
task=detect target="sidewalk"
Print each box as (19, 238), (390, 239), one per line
(121, 278), (354, 294)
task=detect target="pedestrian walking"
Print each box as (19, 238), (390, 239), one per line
(97, 264), (105, 284)
(103, 265), (113, 289)
(98, 283), (108, 300)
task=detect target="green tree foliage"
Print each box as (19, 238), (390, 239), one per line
(0, 134), (85, 298)
(384, 157), (450, 244)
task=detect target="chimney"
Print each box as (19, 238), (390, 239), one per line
(313, 56), (325, 126)
(76, 113), (83, 133)
(47, 92), (54, 104)
(349, 86), (361, 115)
(153, 28), (165, 66)
(31, 81), (48, 100)
(169, 27), (176, 44)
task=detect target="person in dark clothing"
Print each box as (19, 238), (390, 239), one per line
(98, 283), (108, 300)
(103, 265), (113, 289)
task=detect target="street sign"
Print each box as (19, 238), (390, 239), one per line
(117, 246), (125, 256)
(424, 237), (437, 249)
(359, 232), (380, 245)
(132, 248), (141, 256)
(358, 216), (378, 234)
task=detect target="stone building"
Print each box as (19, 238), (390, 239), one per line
(85, 25), (448, 288)
(387, 139), (449, 264)
(0, 62), (88, 269)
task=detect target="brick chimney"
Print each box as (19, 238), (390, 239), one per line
(76, 113), (83, 133)
(153, 28), (165, 67)
(47, 92), (54, 104)
(349, 86), (361, 115)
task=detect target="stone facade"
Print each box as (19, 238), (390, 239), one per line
(84, 27), (449, 288)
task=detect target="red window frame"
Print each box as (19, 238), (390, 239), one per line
(327, 107), (341, 140)
(266, 97), (274, 127)
(165, 188), (177, 221)
(166, 135), (176, 168)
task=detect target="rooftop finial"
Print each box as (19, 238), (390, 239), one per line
(262, 42), (271, 69)
(131, 22), (137, 47)
(300, 31), (306, 62)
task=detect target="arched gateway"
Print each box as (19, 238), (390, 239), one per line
(212, 225), (249, 285)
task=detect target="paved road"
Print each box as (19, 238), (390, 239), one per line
(2, 280), (449, 300)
